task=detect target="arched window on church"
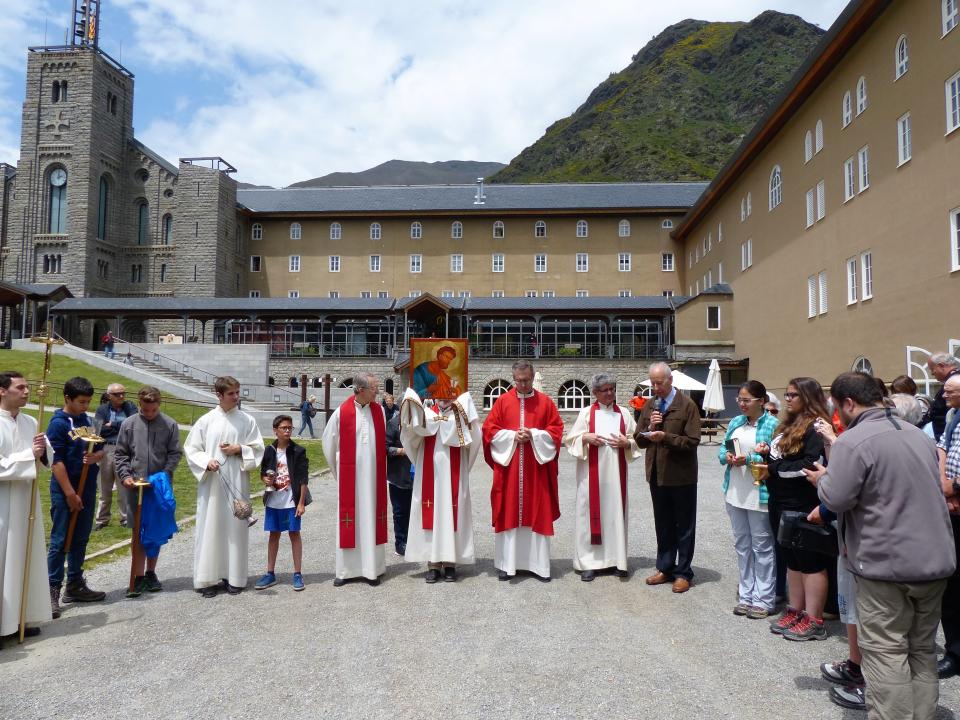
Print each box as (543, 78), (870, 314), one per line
(48, 167), (67, 234)
(52, 81), (60, 103)
(137, 201), (149, 245)
(558, 379), (590, 411)
(483, 379), (513, 410)
(162, 214), (173, 245)
(60, 81), (68, 101)
(98, 176), (109, 241)
(110, 95), (117, 115)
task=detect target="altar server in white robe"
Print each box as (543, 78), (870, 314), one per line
(322, 373), (387, 586)
(185, 376), (264, 597)
(399, 388), (480, 583)
(564, 372), (641, 581)
(0, 371), (52, 640)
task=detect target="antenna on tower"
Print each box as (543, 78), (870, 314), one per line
(71, 0), (101, 49)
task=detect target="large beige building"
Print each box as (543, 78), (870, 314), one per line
(674, 0), (960, 392)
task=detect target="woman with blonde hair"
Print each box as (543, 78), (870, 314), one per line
(764, 377), (831, 641)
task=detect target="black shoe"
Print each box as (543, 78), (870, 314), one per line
(144, 571), (162, 592)
(94, 521), (108, 531)
(201, 586), (218, 598)
(581, 570), (596, 582)
(829, 684), (866, 710)
(498, 570), (510, 581)
(443, 567), (456, 583)
(62, 577), (106, 603)
(615, 569), (629, 579)
(333, 578), (346, 587)
(425, 569), (441, 584)
(536, 574), (551, 583)
(395, 544), (405, 556)
(225, 583), (243, 595)
(938, 654), (960, 679)
(367, 577), (380, 587)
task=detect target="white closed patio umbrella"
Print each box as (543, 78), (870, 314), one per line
(702, 359), (725, 414)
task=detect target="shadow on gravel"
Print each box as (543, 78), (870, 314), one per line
(792, 676), (957, 720)
(0, 610), (110, 665)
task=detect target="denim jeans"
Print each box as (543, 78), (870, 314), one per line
(297, 413), (315, 438)
(48, 484), (96, 585)
(388, 483), (412, 549)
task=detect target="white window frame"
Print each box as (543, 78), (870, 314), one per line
(847, 257), (858, 304)
(330, 222), (342, 240)
(451, 221), (463, 239)
(288, 290), (299, 299)
(360, 291), (371, 299)
(842, 93), (852, 128)
(858, 146), (870, 192)
(378, 291), (389, 299)
(458, 291), (471, 298)
(844, 158), (855, 202)
(718, 262), (724, 284)
(250, 255), (261, 272)
(856, 76), (867, 115)
(251, 223), (262, 240)
(804, 131), (813, 162)
(534, 254), (547, 273)
(288, 255), (300, 273)
(861, 251), (873, 299)
(897, 112), (912, 165)
(661, 253), (674, 272)
(249, 290), (260, 298)
(818, 270), (828, 315)
(534, 220), (547, 238)
(807, 275), (817, 318)
(329, 255), (340, 273)
(492, 290), (504, 298)
(769, 165), (782, 209)
(945, 0), (959, 35)
(661, 219), (673, 229)
(440, 290), (454, 299)
(369, 254), (381, 273)
(450, 253), (463, 273)
(576, 220), (589, 238)
(525, 290), (537, 298)
(951, 207), (960, 272)
(619, 290), (632, 298)
(740, 239), (753, 271)
(329, 291), (340, 299)
(816, 180), (826, 221)
(618, 252), (631, 272)
(662, 290), (674, 298)
(740, 197), (747, 222)
(290, 222), (301, 240)
(707, 305), (721, 330)
(746, 192), (752, 216)
(575, 253), (588, 273)
(493, 220), (505, 238)
(815, 120), (824, 152)
(410, 254), (422, 274)
(409, 290), (421, 298)
(618, 219), (631, 237)
(542, 290), (555, 298)
(410, 221), (423, 239)
(370, 222), (381, 240)
(806, 188), (815, 228)
(575, 290), (589, 298)
(895, 35), (909, 79)
(947, 70), (960, 134)
(492, 253), (504, 273)
(718, 222), (723, 243)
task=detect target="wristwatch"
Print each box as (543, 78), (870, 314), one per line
(952, 479), (960, 497)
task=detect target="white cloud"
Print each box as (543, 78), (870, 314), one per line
(3, 0), (849, 185)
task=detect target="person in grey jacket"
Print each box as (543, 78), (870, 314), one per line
(114, 386), (183, 594)
(385, 411), (412, 556)
(810, 372), (955, 720)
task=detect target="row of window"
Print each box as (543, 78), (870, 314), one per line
(259, 218), (677, 242)
(808, 253), (874, 319)
(253, 288), (675, 300)
(263, 252), (677, 274)
(128, 263), (169, 283)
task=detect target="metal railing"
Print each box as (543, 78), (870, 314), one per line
(469, 341), (669, 360)
(269, 342), (393, 358)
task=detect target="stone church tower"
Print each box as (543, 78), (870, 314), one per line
(1, 0), (246, 344)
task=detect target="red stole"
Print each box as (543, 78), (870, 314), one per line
(588, 402), (627, 545)
(421, 435), (461, 532)
(337, 398), (388, 549)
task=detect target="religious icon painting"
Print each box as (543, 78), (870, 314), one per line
(410, 338), (469, 401)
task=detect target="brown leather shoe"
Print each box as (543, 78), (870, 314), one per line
(672, 578), (691, 593)
(645, 571), (671, 586)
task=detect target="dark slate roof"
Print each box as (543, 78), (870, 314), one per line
(465, 296), (675, 312)
(0, 163), (15, 180)
(0, 281), (72, 303)
(131, 139), (179, 177)
(236, 182), (708, 214)
(699, 283), (733, 295)
(52, 296), (393, 318)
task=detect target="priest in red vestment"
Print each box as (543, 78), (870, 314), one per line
(482, 360), (563, 581)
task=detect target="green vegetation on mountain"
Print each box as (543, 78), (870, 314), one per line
(492, 11), (824, 183)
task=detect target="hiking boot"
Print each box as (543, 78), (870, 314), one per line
(733, 602), (750, 616)
(255, 572), (277, 590)
(126, 576), (149, 599)
(144, 571), (162, 592)
(292, 573), (305, 591)
(769, 606), (802, 634)
(829, 684), (866, 710)
(783, 614), (827, 641)
(746, 606), (771, 620)
(62, 577), (105, 603)
(49, 584), (62, 619)
(821, 659), (865, 686)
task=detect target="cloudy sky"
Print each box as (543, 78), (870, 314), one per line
(0, 1), (848, 187)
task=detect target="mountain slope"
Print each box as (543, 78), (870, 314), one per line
(492, 11), (824, 183)
(289, 159), (506, 188)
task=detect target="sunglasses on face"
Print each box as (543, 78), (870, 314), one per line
(783, 392), (800, 400)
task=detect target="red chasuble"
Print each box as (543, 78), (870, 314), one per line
(588, 402), (628, 545)
(337, 398), (388, 549)
(482, 389), (563, 535)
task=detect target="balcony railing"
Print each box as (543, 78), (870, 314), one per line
(470, 341), (668, 360)
(269, 342), (392, 358)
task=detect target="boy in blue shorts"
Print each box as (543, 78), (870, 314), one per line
(255, 415), (310, 591)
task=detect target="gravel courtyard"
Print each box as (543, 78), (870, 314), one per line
(2, 446), (957, 719)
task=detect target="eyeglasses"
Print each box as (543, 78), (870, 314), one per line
(109, 392), (125, 397)
(276, 426), (294, 432)
(736, 397), (761, 404)
(767, 408), (779, 415)
(783, 392), (800, 400)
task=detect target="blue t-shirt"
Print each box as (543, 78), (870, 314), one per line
(46, 408), (101, 496)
